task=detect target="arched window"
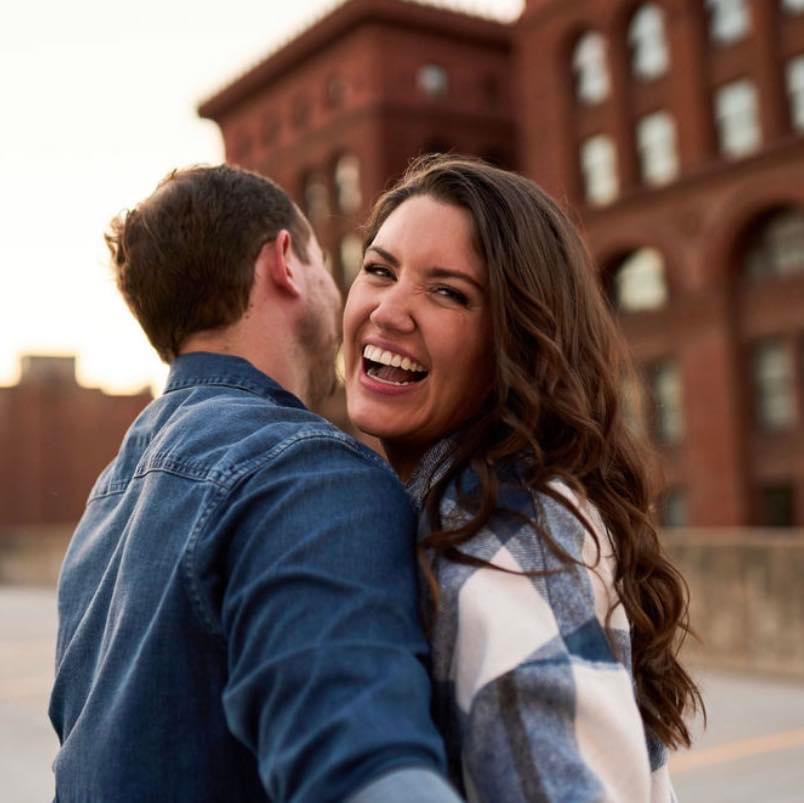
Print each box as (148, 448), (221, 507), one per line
(340, 234), (364, 285)
(787, 55), (804, 132)
(580, 135), (618, 205)
(334, 154), (362, 214)
(572, 31), (610, 104)
(744, 208), (804, 279)
(637, 111), (679, 185)
(610, 248), (669, 311)
(783, 0), (804, 15)
(628, 4), (669, 80)
(705, 0), (751, 44)
(302, 172), (329, 224)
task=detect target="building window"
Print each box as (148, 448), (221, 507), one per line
(786, 55), (804, 132)
(637, 111), (679, 185)
(417, 64), (449, 97)
(649, 360), (685, 445)
(611, 248), (669, 312)
(783, 0), (804, 15)
(572, 31), (610, 104)
(302, 172), (329, 224)
(628, 4), (670, 80)
(705, 0), (751, 44)
(334, 154), (362, 214)
(325, 75), (347, 108)
(745, 208), (804, 279)
(580, 135), (618, 206)
(758, 484), (795, 527)
(660, 488), (688, 528)
(292, 96), (310, 129)
(715, 79), (760, 157)
(340, 235), (364, 286)
(753, 341), (796, 431)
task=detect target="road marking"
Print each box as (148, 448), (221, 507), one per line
(670, 728), (804, 774)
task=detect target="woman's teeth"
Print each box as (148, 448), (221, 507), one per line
(362, 344), (426, 373)
(362, 344), (428, 385)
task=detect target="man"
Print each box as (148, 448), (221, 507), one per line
(48, 165), (461, 803)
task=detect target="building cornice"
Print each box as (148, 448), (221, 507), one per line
(198, 0), (513, 120)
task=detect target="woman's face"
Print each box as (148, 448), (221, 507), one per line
(343, 194), (493, 473)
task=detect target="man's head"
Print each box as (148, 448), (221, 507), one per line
(106, 164), (316, 362)
(106, 164), (341, 406)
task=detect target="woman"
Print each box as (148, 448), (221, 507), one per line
(342, 155), (702, 802)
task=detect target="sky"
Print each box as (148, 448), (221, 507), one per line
(0, 0), (522, 395)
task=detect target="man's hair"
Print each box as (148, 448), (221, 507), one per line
(106, 164), (312, 362)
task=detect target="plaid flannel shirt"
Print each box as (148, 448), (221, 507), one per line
(408, 440), (677, 803)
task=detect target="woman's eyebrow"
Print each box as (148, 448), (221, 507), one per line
(367, 244), (485, 291)
(366, 244), (398, 266)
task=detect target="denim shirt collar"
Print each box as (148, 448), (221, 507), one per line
(164, 352), (306, 411)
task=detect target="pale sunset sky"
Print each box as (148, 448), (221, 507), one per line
(0, 0), (522, 395)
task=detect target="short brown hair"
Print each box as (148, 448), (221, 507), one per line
(106, 164), (312, 362)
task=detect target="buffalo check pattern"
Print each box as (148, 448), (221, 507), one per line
(408, 440), (677, 803)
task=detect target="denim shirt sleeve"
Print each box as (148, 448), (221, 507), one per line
(201, 433), (454, 803)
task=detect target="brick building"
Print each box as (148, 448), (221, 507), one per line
(199, 0), (804, 527)
(0, 356), (151, 528)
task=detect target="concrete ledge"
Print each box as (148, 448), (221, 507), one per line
(664, 529), (804, 679)
(0, 526), (72, 587)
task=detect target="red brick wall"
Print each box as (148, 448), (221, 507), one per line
(0, 361), (151, 528)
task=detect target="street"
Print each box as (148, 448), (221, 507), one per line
(2, 586), (803, 802)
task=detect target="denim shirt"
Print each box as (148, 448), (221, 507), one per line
(49, 353), (460, 803)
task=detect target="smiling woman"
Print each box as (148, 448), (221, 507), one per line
(343, 155), (703, 803)
(344, 195), (493, 478)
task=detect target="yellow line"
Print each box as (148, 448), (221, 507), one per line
(670, 728), (804, 774)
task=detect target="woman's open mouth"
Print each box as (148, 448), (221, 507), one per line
(361, 344), (428, 387)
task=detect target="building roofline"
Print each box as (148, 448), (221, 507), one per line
(198, 0), (513, 120)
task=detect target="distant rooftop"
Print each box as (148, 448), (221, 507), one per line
(199, 0), (520, 119)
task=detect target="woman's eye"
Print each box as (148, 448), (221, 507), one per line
(434, 286), (469, 306)
(363, 263), (393, 279)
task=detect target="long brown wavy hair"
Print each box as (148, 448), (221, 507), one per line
(362, 154), (703, 750)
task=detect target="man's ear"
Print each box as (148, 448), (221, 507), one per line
(256, 230), (302, 298)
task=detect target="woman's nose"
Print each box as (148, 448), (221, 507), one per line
(369, 285), (415, 333)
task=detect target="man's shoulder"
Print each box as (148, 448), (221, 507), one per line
(96, 386), (395, 498)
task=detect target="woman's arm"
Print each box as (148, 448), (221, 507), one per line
(438, 485), (669, 802)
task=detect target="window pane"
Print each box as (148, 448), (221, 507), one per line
(758, 485), (795, 527)
(417, 64), (449, 97)
(628, 4), (669, 80)
(580, 135), (619, 205)
(339, 234), (364, 285)
(715, 79), (760, 156)
(787, 56), (804, 132)
(745, 209), (804, 279)
(573, 32), (610, 104)
(613, 248), (668, 311)
(783, 0), (804, 15)
(303, 172), (329, 223)
(651, 361), (684, 444)
(705, 0), (751, 44)
(637, 111), (679, 185)
(753, 341), (796, 430)
(660, 488), (688, 527)
(334, 154), (362, 214)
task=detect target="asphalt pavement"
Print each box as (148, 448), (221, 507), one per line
(2, 586), (803, 802)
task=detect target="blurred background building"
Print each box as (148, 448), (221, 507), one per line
(2, 0), (802, 549)
(199, 0), (804, 528)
